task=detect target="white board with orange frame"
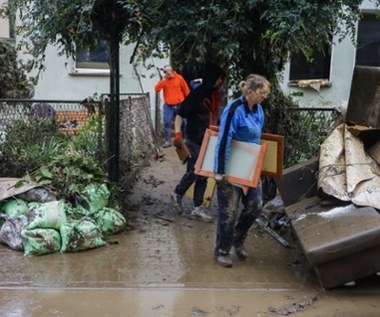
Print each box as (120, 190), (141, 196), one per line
(194, 129), (268, 189)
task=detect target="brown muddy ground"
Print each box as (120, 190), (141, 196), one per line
(0, 146), (379, 317)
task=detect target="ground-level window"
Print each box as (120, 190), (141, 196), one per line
(356, 12), (380, 67)
(288, 42), (331, 84)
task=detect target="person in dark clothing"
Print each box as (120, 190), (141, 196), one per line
(181, 62), (205, 90)
(171, 62), (226, 222)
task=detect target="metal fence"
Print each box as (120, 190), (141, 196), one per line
(286, 107), (340, 134)
(282, 107), (341, 167)
(0, 98), (340, 167)
(0, 98), (102, 132)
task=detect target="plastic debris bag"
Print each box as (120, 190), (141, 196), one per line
(26, 200), (67, 230)
(261, 194), (285, 215)
(16, 187), (56, 203)
(0, 215), (28, 250)
(21, 227), (61, 256)
(95, 207), (127, 235)
(79, 183), (110, 215)
(60, 217), (105, 252)
(0, 198), (29, 218)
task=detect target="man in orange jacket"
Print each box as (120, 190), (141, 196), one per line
(155, 65), (190, 148)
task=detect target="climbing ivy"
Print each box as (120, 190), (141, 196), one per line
(0, 39), (33, 98)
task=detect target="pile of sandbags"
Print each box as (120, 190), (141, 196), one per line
(0, 181), (126, 256)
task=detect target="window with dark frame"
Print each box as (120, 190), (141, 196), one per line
(75, 40), (109, 70)
(356, 12), (380, 67)
(289, 43), (331, 82)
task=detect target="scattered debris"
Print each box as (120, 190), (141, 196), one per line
(192, 306), (208, 316)
(153, 211), (174, 222)
(255, 217), (290, 248)
(152, 304), (165, 310)
(141, 195), (154, 205)
(143, 175), (165, 187)
(226, 305), (240, 316)
(268, 295), (318, 315)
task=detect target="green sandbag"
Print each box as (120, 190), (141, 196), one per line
(0, 198), (29, 218)
(21, 227), (61, 256)
(95, 207), (126, 235)
(80, 183), (110, 215)
(60, 217), (105, 252)
(27, 200), (67, 230)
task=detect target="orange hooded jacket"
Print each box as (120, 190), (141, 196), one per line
(154, 71), (190, 106)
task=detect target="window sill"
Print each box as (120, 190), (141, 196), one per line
(69, 69), (110, 77)
(288, 79), (331, 88)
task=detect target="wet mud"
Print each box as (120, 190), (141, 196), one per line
(0, 146), (379, 316)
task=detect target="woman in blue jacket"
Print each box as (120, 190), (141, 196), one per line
(213, 74), (270, 268)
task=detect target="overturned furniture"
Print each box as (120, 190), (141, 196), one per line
(286, 197), (380, 289)
(277, 124), (380, 289)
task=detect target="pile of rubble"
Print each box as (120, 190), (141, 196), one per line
(276, 122), (380, 289)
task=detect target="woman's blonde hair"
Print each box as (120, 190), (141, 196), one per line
(239, 74), (270, 95)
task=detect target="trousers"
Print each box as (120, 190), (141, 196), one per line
(174, 140), (207, 207)
(214, 181), (263, 256)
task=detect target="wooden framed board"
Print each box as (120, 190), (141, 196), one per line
(260, 133), (284, 178)
(194, 129), (268, 189)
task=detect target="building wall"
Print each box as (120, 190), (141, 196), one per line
(0, 0), (9, 39)
(278, 0), (378, 109)
(13, 2), (378, 117)
(17, 42), (167, 125)
(279, 36), (355, 109)
(25, 44), (163, 103)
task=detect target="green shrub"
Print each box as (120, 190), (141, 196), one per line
(0, 117), (114, 207)
(0, 118), (66, 177)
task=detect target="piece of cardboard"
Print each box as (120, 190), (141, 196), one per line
(0, 178), (39, 202)
(174, 139), (191, 164)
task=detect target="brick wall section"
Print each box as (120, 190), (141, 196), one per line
(55, 110), (92, 134)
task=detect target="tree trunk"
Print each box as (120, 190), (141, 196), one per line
(106, 34), (120, 183)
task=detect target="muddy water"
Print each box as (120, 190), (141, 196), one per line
(1, 288), (380, 317)
(0, 146), (379, 316)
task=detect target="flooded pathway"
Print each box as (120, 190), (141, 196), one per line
(0, 146), (379, 316)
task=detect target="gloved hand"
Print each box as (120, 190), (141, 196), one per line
(173, 132), (183, 149)
(214, 173), (227, 185)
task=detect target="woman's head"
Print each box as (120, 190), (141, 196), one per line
(239, 74), (270, 106)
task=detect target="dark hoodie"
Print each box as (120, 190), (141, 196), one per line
(177, 62), (225, 145)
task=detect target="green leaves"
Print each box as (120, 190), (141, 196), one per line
(0, 39), (33, 98)
(125, 0), (379, 90)
(6, 0), (380, 85)
(0, 116), (108, 202)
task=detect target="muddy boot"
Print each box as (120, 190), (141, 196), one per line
(171, 191), (183, 214)
(215, 255), (233, 268)
(234, 245), (248, 260)
(189, 206), (213, 223)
